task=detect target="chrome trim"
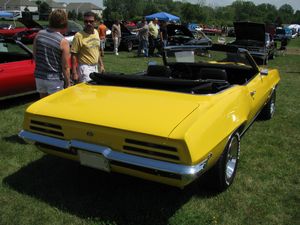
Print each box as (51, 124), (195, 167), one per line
(18, 130), (70, 149)
(19, 130), (209, 177)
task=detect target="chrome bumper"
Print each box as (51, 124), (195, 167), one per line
(19, 130), (209, 180)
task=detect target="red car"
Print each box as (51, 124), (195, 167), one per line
(0, 18), (43, 44)
(0, 36), (36, 100)
(202, 27), (222, 36)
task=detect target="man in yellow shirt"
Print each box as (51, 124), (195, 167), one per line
(148, 18), (160, 56)
(71, 12), (105, 83)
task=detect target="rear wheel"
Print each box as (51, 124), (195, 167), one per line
(259, 90), (276, 120)
(264, 57), (269, 65)
(126, 41), (133, 52)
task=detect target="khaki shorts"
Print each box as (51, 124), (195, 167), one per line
(35, 78), (64, 94)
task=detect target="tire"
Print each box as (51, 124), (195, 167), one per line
(264, 57), (268, 65)
(203, 132), (240, 192)
(259, 90), (276, 120)
(126, 41), (133, 52)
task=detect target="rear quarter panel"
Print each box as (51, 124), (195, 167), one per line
(169, 86), (253, 167)
(169, 68), (280, 168)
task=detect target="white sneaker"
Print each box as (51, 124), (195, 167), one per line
(115, 52), (119, 55)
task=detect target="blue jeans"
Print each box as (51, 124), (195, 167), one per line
(138, 39), (148, 57)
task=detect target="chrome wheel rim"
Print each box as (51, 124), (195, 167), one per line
(225, 135), (240, 183)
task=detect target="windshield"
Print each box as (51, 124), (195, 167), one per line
(0, 40), (29, 54)
(164, 47), (252, 67)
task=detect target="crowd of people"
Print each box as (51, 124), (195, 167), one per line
(33, 9), (169, 99)
(33, 10), (104, 98)
(134, 18), (168, 57)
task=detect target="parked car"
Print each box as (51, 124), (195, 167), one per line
(0, 36), (35, 100)
(14, 20), (82, 45)
(63, 20), (83, 45)
(187, 23), (202, 32)
(0, 18), (43, 44)
(202, 27), (222, 36)
(19, 44), (280, 191)
(274, 27), (293, 41)
(105, 21), (139, 52)
(228, 22), (276, 65)
(227, 27), (235, 37)
(0, 23), (14, 30)
(167, 24), (211, 46)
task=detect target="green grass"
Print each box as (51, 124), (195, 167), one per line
(0, 39), (299, 225)
(286, 36), (300, 49)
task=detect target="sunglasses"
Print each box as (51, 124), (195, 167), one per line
(84, 20), (95, 24)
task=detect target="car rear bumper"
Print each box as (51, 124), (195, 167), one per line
(19, 130), (210, 187)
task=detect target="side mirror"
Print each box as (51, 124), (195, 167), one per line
(260, 68), (269, 76)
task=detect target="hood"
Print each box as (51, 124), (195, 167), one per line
(17, 18), (43, 29)
(234, 22), (265, 42)
(167, 24), (194, 38)
(27, 84), (202, 137)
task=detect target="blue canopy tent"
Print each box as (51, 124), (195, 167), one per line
(145, 12), (180, 22)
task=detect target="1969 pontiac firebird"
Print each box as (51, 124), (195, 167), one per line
(19, 44), (280, 191)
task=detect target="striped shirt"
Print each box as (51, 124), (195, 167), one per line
(34, 29), (64, 81)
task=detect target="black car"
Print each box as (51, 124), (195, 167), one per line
(105, 21), (139, 52)
(167, 24), (211, 46)
(228, 22), (276, 65)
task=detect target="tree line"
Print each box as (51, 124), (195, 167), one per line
(103, 0), (300, 26)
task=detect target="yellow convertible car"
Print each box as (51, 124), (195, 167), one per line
(19, 44), (280, 191)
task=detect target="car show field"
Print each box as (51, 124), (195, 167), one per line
(0, 36), (299, 225)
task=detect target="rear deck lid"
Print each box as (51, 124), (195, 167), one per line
(26, 84), (204, 137)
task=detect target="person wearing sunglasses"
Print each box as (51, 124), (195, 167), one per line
(71, 11), (105, 83)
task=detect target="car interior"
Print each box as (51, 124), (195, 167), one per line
(90, 61), (258, 95)
(0, 41), (32, 63)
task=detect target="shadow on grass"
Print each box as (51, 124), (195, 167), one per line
(4, 155), (217, 225)
(2, 134), (27, 145)
(0, 93), (39, 110)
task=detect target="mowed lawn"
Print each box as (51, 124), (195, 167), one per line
(0, 39), (299, 225)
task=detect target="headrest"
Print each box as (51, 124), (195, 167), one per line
(199, 68), (227, 80)
(147, 65), (172, 77)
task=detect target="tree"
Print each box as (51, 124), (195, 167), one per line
(256, 3), (277, 24)
(231, 1), (257, 22)
(35, 0), (41, 11)
(292, 10), (300, 24)
(39, 2), (51, 15)
(180, 3), (200, 22)
(278, 4), (294, 24)
(102, 0), (295, 25)
(68, 10), (77, 20)
(77, 12), (83, 20)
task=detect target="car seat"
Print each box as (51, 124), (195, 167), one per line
(199, 68), (228, 81)
(147, 65), (172, 78)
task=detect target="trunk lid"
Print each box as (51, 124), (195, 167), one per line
(26, 84), (206, 137)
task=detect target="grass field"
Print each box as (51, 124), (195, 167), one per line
(0, 39), (299, 225)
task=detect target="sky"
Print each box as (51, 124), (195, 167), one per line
(57, 0), (300, 11)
